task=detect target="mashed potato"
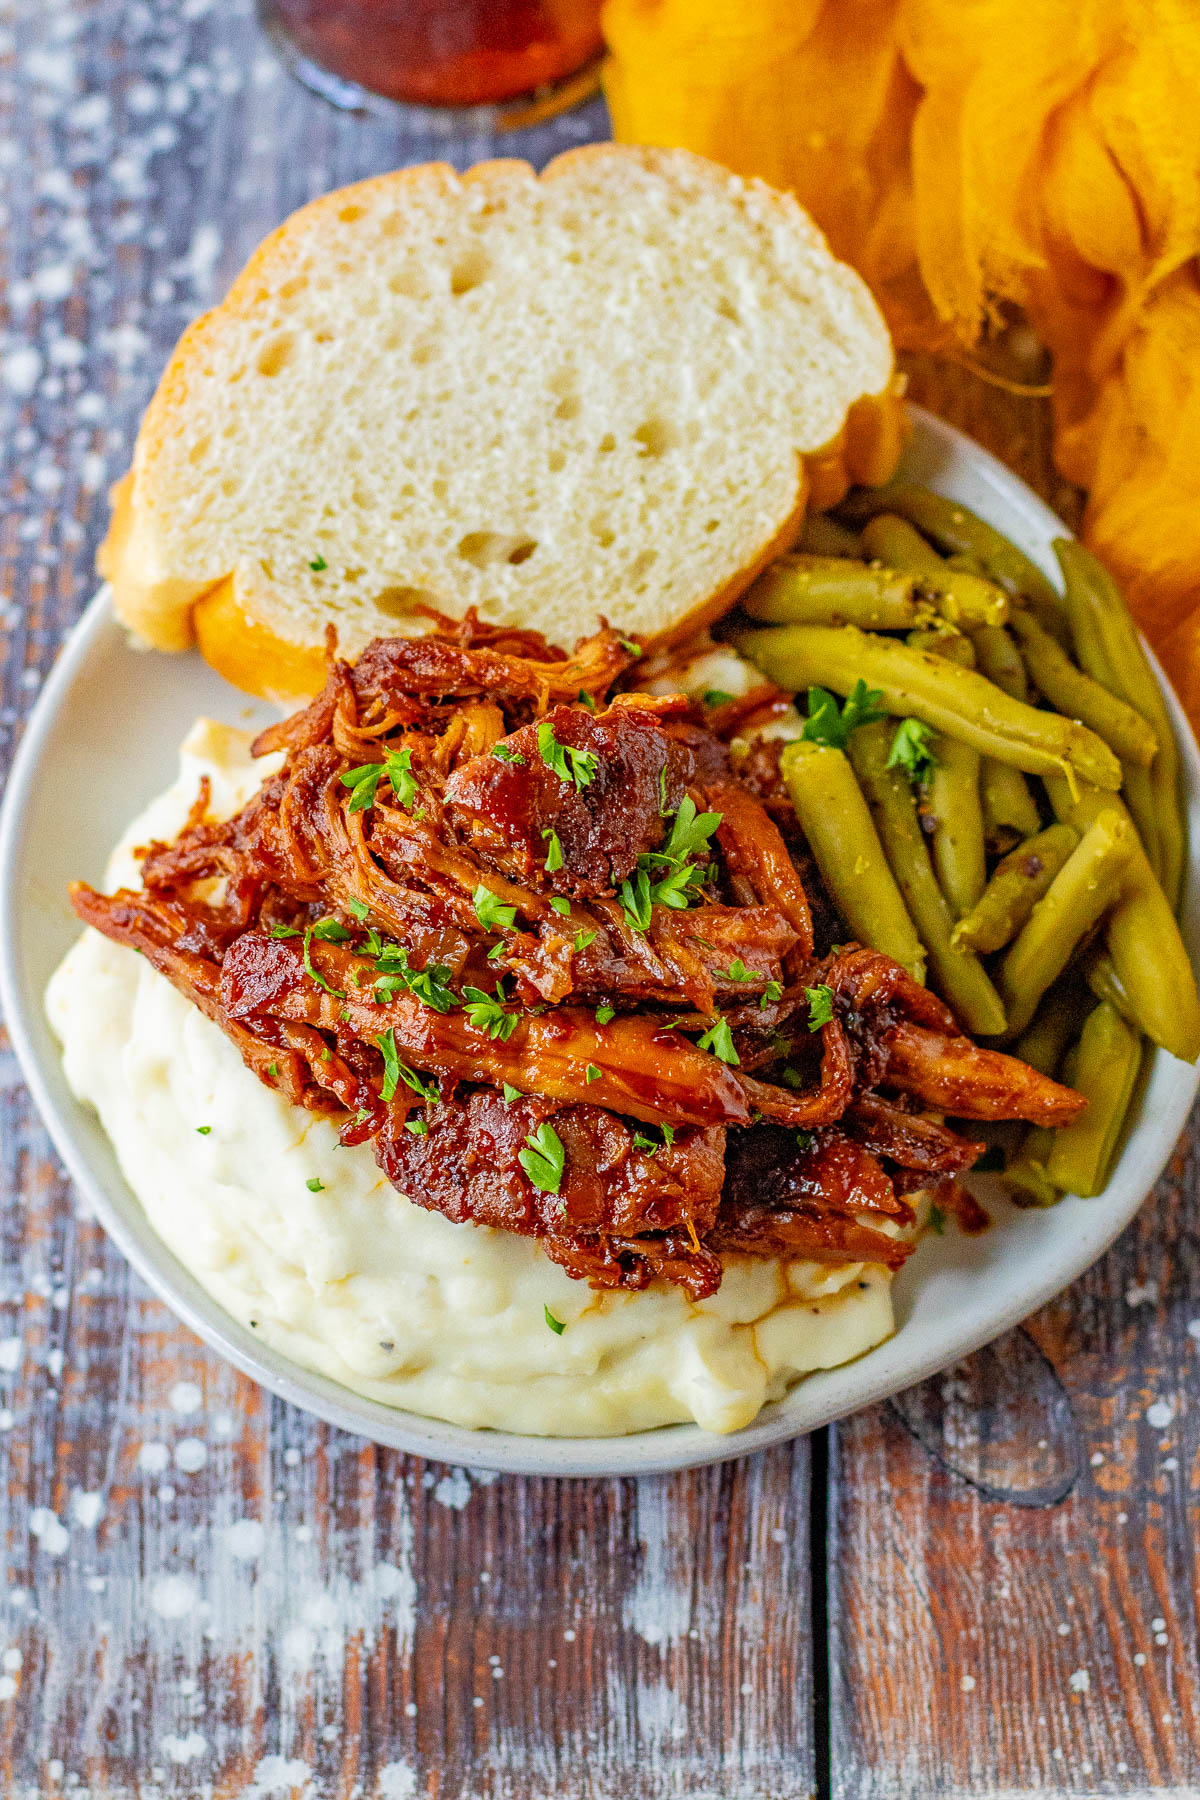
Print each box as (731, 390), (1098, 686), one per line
(46, 719), (897, 1436)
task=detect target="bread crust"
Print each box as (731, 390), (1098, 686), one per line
(102, 144), (900, 690)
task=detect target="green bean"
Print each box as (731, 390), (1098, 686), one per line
(848, 722), (1007, 1035)
(741, 555), (919, 629)
(997, 809), (1136, 1038)
(1006, 981), (1085, 1207)
(1116, 763), (1162, 883)
(1055, 538), (1185, 909)
(860, 514), (1010, 628)
(1009, 610), (1158, 768)
(734, 623), (1123, 789)
(906, 626), (975, 667)
(914, 632), (988, 917)
(1045, 1002), (1143, 1197)
(1012, 978), (1087, 1077)
(799, 512), (863, 558)
(779, 740), (926, 981)
(839, 481), (1067, 626)
(1045, 778), (1200, 1062)
(952, 823), (1079, 954)
(1004, 1129), (1062, 1207)
(945, 552), (988, 577)
(925, 733), (986, 919)
(1081, 945), (1140, 1029)
(970, 624), (1028, 700)
(981, 759), (1041, 852)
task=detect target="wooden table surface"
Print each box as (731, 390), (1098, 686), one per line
(1, 4), (1198, 1796)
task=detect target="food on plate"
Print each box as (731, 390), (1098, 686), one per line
(50, 722), (903, 1436)
(733, 483), (1199, 1202)
(44, 146), (1195, 1439)
(98, 145), (902, 703)
(50, 612), (1082, 1434)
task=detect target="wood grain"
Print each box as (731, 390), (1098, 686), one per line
(0, 3), (1198, 1797)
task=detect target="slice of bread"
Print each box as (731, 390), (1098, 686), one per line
(101, 145), (900, 703)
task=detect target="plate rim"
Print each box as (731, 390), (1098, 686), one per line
(3, 404), (1197, 1478)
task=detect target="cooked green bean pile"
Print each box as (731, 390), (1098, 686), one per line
(732, 484), (1199, 1205)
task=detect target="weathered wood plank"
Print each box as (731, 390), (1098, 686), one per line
(0, 4), (815, 1796)
(828, 356), (1200, 1799)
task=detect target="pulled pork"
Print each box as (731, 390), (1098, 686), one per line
(71, 613), (1085, 1299)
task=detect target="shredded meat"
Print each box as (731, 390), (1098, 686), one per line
(444, 695), (696, 894)
(70, 619), (1085, 1297)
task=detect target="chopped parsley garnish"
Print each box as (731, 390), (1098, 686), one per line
(502, 1083), (523, 1103)
(544, 1304), (566, 1335)
(585, 1063), (601, 1083)
(384, 746), (419, 810)
(801, 679), (887, 750)
(492, 743), (526, 765)
(536, 721), (599, 792)
(196, 1126), (211, 1135)
(267, 1063), (279, 1077)
(473, 885), (517, 933)
(310, 917), (353, 944)
(703, 688), (734, 708)
(723, 958), (756, 983)
(462, 982), (519, 1042)
(542, 828), (564, 873)
(309, 554), (327, 571)
(575, 929), (597, 952)
(306, 1177), (324, 1192)
(577, 689), (596, 711)
(618, 637), (643, 657)
(658, 767), (670, 816)
(370, 944), (456, 1013)
(519, 1121), (565, 1194)
(405, 1119), (428, 1136)
(760, 980), (783, 1007)
(632, 1122), (676, 1156)
(269, 923), (300, 939)
(549, 896), (572, 917)
(595, 1003), (615, 1025)
(780, 1065), (803, 1089)
(660, 793), (724, 865)
(887, 717), (938, 783)
(795, 1130), (813, 1153)
(805, 983), (835, 1030)
(303, 922), (347, 998)
(697, 1014), (739, 1065)
(618, 869), (654, 932)
(617, 795), (723, 932)
(341, 762), (386, 813)
(375, 1029), (438, 1106)
(340, 747), (419, 813)
(347, 898), (370, 921)
(927, 1203), (946, 1235)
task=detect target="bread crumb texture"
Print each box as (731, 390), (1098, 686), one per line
(112, 146), (894, 671)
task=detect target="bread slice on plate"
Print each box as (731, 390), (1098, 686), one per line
(101, 144), (901, 703)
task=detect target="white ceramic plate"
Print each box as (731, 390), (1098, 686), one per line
(3, 408), (1198, 1477)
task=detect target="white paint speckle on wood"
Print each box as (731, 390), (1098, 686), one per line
(29, 1509), (69, 1555)
(168, 1380), (203, 1416)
